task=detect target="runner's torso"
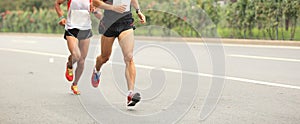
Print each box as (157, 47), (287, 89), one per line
(102, 0), (132, 26)
(65, 0), (92, 30)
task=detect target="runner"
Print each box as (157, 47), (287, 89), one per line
(91, 0), (146, 107)
(55, 0), (126, 95)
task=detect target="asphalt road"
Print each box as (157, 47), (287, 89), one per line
(0, 34), (299, 124)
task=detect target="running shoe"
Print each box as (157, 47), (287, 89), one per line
(127, 92), (141, 107)
(71, 85), (80, 95)
(91, 68), (101, 88)
(65, 64), (73, 82)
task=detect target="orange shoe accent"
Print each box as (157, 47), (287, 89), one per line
(71, 85), (80, 95)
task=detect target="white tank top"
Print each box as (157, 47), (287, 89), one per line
(65, 0), (92, 30)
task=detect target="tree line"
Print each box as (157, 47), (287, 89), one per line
(1, 0), (300, 40)
(222, 0), (300, 40)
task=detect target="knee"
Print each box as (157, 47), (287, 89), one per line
(124, 54), (133, 63)
(77, 58), (85, 66)
(72, 52), (81, 61)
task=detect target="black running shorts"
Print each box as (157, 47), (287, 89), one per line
(64, 28), (93, 40)
(99, 14), (135, 37)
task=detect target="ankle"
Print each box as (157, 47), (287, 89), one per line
(94, 67), (101, 74)
(67, 62), (73, 69)
(128, 90), (133, 96)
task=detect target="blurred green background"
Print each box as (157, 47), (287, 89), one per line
(0, 0), (300, 40)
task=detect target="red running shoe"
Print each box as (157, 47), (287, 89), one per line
(65, 64), (73, 82)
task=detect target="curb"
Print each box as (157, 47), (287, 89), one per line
(135, 36), (300, 47)
(1, 33), (300, 47)
(0, 33), (62, 37)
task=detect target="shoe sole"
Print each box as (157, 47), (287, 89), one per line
(127, 93), (141, 107)
(66, 77), (73, 82)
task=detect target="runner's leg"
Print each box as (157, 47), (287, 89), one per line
(66, 36), (81, 67)
(72, 38), (90, 85)
(117, 29), (136, 91)
(95, 36), (115, 71)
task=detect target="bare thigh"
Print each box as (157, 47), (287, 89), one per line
(118, 29), (134, 60)
(101, 35), (115, 58)
(66, 36), (80, 58)
(78, 38), (90, 60)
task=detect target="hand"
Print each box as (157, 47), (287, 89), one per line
(111, 5), (127, 13)
(94, 11), (103, 20)
(90, 5), (95, 12)
(137, 12), (146, 24)
(58, 18), (66, 26)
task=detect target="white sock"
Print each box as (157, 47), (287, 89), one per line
(128, 90), (133, 96)
(94, 67), (101, 75)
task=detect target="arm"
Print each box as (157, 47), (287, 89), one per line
(55, 0), (66, 18)
(130, 0), (140, 11)
(55, 0), (66, 26)
(93, 0), (126, 13)
(131, 0), (146, 24)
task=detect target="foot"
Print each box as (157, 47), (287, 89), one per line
(65, 63), (73, 82)
(127, 92), (141, 107)
(71, 85), (80, 95)
(91, 68), (101, 88)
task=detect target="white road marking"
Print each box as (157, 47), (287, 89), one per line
(225, 76), (300, 90)
(187, 42), (300, 49)
(223, 44), (300, 49)
(0, 48), (67, 58)
(12, 40), (37, 44)
(229, 54), (300, 63)
(1, 48), (299, 90)
(109, 61), (300, 90)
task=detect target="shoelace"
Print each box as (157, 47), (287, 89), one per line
(94, 72), (100, 81)
(72, 85), (80, 95)
(72, 85), (78, 91)
(68, 68), (73, 76)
